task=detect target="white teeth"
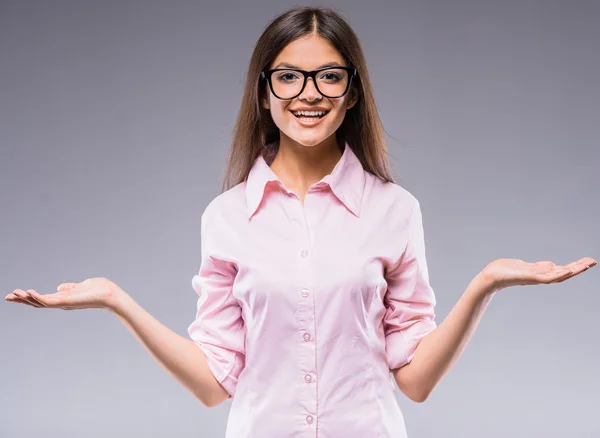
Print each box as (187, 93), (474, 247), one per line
(292, 110), (326, 117)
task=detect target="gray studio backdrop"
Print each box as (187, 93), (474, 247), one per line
(1, 1), (598, 437)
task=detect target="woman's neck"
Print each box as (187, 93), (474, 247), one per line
(269, 134), (343, 195)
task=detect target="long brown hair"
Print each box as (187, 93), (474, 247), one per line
(222, 6), (396, 193)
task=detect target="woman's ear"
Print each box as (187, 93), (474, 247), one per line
(261, 85), (271, 110)
(262, 96), (270, 110)
(345, 86), (359, 111)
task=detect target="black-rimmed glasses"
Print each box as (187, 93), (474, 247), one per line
(260, 66), (357, 100)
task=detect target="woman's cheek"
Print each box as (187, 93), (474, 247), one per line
(270, 106), (289, 129)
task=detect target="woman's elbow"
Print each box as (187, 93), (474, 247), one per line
(203, 382), (231, 408)
(409, 389), (431, 403)
(393, 366), (431, 403)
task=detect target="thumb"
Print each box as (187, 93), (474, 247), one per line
(57, 282), (78, 291)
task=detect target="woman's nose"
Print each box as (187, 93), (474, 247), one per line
(299, 78), (322, 101)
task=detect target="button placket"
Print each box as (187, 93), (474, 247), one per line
(287, 190), (317, 427)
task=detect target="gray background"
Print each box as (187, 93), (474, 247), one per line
(1, 0), (598, 437)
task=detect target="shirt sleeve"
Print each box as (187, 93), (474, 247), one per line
(187, 206), (246, 399)
(384, 198), (437, 371)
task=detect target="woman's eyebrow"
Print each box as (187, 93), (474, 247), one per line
(273, 61), (344, 69)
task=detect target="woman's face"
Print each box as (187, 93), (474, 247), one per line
(263, 33), (357, 148)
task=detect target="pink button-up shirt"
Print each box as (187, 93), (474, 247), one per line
(188, 141), (437, 438)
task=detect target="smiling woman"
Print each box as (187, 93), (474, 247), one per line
(222, 8), (394, 198)
(4, 4), (597, 438)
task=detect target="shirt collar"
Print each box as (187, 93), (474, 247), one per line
(246, 141), (366, 219)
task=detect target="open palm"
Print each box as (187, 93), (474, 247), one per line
(483, 257), (597, 290)
(4, 277), (122, 310)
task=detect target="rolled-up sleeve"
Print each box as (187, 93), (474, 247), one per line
(187, 207), (245, 399)
(384, 198), (437, 371)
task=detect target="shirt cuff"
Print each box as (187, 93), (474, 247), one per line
(386, 319), (437, 370)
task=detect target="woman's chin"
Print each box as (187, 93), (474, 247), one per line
(286, 129), (333, 147)
(292, 136), (327, 148)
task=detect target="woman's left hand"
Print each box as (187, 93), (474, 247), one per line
(481, 257), (597, 291)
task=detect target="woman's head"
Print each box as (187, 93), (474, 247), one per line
(222, 6), (394, 192)
(261, 33), (358, 149)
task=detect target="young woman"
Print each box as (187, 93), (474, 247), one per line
(5, 6), (596, 438)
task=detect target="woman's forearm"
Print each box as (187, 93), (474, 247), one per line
(392, 272), (498, 402)
(109, 291), (227, 408)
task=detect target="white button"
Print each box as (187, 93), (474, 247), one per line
(304, 374), (312, 383)
(303, 333), (311, 342)
(301, 289), (309, 298)
(306, 415), (313, 424)
(301, 249), (308, 258)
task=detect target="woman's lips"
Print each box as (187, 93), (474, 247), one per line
(291, 111), (328, 127)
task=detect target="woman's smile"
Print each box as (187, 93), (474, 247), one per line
(289, 108), (330, 127)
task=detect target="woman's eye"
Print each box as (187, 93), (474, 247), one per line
(277, 72), (300, 82)
(320, 73), (341, 81)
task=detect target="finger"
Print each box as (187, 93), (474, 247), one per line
(26, 290), (48, 308)
(11, 290), (42, 308)
(553, 263), (594, 283)
(574, 263), (594, 275)
(5, 292), (20, 302)
(535, 262), (574, 275)
(580, 257), (597, 266)
(553, 270), (575, 282)
(568, 262), (593, 275)
(554, 272), (578, 283)
(26, 291), (64, 308)
(530, 267), (570, 284)
(4, 292), (16, 300)
(19, 290), (43, 308)
(562, 260), (583, 270)
(564, 258), (596, 270)
(6, 295), (38, 307)
(16, 289), (64, 308)
(57, 282), (78, 291)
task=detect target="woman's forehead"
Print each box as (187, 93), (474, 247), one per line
(271, 34), (345, 70)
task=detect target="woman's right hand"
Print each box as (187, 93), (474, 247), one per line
(5, 277), (125, 312)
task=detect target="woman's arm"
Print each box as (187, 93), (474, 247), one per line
(6, 278), (230, 407)
(111, 290), (229, 408)
(392, 257), (595, 403)
(391, 272), (496, 403)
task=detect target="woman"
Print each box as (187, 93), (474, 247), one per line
(5, 6), (596, 438)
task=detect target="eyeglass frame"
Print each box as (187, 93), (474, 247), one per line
(260, 66), (358, 100)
